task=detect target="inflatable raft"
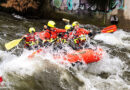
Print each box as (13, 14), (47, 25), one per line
(29, 48), (103, 64)
(53, 48), (103, 64)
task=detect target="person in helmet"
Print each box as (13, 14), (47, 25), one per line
(72, 21), (79, 28)
(72, 21), (95, 38)
(56, 24), (72, 44)
(38, 24), (48, 47)
(68, 21), (90, 50)
(63, 25), (72, 43)
(23, 27), (39, 50)
(39, 20), (66, 47)
(53, 24), (72, 51)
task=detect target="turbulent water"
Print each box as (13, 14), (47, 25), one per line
(0, 12), (130, 90)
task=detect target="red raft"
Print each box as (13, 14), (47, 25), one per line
(29, 48), (103, 64)
(53, 48), (103, 64)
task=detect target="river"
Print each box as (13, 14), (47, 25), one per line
(0, 12), (130, 90)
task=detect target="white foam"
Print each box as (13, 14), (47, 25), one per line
(0, 29), (129, 90)
(0, 48), (68, 77)
(94, 30), (130, 49)
(127, 53), (130, 58)
(87, 53), (124, 74)
(77, 73), (130, 90)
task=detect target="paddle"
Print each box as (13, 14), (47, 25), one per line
(5, 32), (38, 51)
(62, 18), (70, 23)
(88, 25), (117, 38)
(5, 38), (23, 50)
(101, 25), (117, 33)
(62, 18), (70, 25)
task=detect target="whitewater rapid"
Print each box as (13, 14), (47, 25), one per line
(0, 29), (129, 90)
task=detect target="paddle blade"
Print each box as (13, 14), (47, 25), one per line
(62, 18), (70, 23)
(5, 39), (22, 50)
(101, 25), (117, 33)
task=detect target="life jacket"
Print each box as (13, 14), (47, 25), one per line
(69, 28), (90, 43)
(39, 28), (66, 43)
(57, 32), (70, 43)
(58, 27), (74, 43)
(69, 28), (89, 38)
(75, 28), (90, 36)
(24, 32), (38, 47)
(39, 31), (45, 40)
(63, 32), (69, 39)
(25, 34), (35, 42)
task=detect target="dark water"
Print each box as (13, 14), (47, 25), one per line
(0, 12), (129, 90)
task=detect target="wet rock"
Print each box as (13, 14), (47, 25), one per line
(98, 72), (110, 79)
(4, 60), (84, 90)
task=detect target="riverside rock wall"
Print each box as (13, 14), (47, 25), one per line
(110, 0), (130, 30)
(0, 0), (130, 30)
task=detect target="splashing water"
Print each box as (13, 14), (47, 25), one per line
(94, 30), (130, 49)
(0, 13), (130, 90)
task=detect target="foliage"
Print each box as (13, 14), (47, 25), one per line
(0, 0), (39, 11)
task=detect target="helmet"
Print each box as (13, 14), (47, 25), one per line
(48, 20), (56, 28)
(65, 25), (71, 30)
(29, 27), (35, 33)
(72, 21), (79, 27)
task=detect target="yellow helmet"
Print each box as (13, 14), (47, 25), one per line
(65, 25), (71, 30)
(48, 20), (56, 28)
(29, 27), (35, 33)
(72, 21), (79, 27)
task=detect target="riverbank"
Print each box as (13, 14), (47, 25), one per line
(0, 0), (129, 31)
